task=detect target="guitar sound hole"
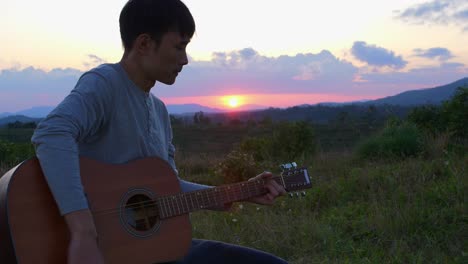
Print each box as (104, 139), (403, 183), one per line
(124, 194), (158, 232)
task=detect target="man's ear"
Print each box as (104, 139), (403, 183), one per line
(133, 34), (155, 55)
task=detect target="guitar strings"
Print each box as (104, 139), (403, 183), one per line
(92, 180), (265, 217)
(92, 175), (304, 217)
(91, 176), (304, 217)
(91, 174), (306, 217)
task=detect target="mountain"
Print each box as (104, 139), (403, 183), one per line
(15, 106), (55, 118)
(0, 112), (13, 118)
(1, 77), (466, 119)
(0, 103), (266, 118)
(166, 104), (224, 114)
(0, 115), (42, 127)
(365, 77), (468, 106)
(0, 106), (54, 119)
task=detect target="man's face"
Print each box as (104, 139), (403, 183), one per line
(143, 31), (190, 85)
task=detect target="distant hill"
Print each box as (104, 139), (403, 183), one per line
(0, 115), (42, 127)
(15, 106), (55, 118)
(1, 77), (466, 119)
(166, 104), (224, 114)
(0, 112), (13, 118)
(0, 106), (55, 119)
(0, 104), (224, 118)
(365, 77), (467, 106)
(167, 103), (266, 114)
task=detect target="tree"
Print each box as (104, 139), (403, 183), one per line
(441, 86), (468, 138)
(193, 111), (211, 126)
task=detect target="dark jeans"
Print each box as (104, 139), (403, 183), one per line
(163, 239), (288, 264)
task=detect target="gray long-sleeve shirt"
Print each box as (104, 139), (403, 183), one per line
(31, 63), (209, 215)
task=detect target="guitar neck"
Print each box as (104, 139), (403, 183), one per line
(157, 177), (281, 219)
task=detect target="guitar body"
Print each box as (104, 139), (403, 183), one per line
(0, 157), (192, 264)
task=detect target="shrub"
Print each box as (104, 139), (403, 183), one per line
(270, 121), (316, 163)
(216, 150), (259, 183)
(217, 121), (317, 183)
(407, 105), (443, 135)
(356, 120), (425, 160)
(241, 121), (316, 163)
(441, 86), (468, 139)
(0, 140), (35, 166)
(239, 137), (272, 163)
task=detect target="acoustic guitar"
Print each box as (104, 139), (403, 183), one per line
(0, 157), (311, 263)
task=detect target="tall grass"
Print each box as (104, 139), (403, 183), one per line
(0, 120), (465, 263)
(182, 149), (466, 263)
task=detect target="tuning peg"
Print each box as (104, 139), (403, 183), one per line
(280, 162), (298, 170)
(295, 192), (300, 198)
(289, 193), (294, 198)
(301, 191), (306, 197)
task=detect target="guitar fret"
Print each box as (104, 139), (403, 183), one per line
(174, 197), (180, 215)
(196, 192), (203, 209)
(189, 193), (195, 210)
(165, 197), (170, 217)
(162, 197), (168, 218)
(170, 197), (176, 216)
(214, 188), (220, 205)
(177, 195), (182, 215)
(179, 194), (185, 214)
(204, 190), (210, 206)
(159, 198), (166, 219)
(183, 194), (189, 213)
(160, 197), (166, 218)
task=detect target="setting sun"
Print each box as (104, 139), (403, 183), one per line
(222, 95), (244, 108)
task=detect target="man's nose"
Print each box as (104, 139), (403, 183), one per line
(180, 51), (188, 65)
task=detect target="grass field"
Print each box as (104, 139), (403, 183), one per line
(0, 122), (466, 263)
(176, 148), (466, 263)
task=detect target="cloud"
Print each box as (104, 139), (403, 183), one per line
(0, 67), (82, 112)
(1, 48), (467, 112)
(83, 54), (107, 69)
(396, 0), (468, 31)
(351, 41), (407, 69)
(413, 47), (454, 60)
(363, 62), (466, 82)
(156, 49), (359, 97)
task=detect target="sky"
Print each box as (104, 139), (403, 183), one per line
(1, 0), (467, 112)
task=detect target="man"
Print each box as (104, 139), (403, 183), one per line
(32, 0), (287, 263)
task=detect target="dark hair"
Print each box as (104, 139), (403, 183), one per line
(119, 0), (195, 51)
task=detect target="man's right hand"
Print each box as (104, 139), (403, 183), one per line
(64, 209), (105, 264)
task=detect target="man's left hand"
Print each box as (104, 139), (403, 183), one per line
(248, 171), (286, 205)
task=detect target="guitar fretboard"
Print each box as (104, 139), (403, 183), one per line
(157, 178), (269, 219)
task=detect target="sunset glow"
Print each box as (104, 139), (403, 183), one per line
(158, 93), (381, 111)
(222, 95), (244, 109)
(1, 0), (467, 113)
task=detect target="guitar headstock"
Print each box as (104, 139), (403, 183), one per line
(279, 162), (312, 194)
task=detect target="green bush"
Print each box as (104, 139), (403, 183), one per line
(408, 86), (467, 141)
(441, 86), (467, 139)
(356, 120), (425, 160)
(217, 121), (317, 183)
(239, 137), (271, 163)
(0, 140), (35, 166)
(239, 121), (316, 164)
(407, 105), (443, 135)
(216, 150), (259, 183)
(270, 121), (316, 163)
